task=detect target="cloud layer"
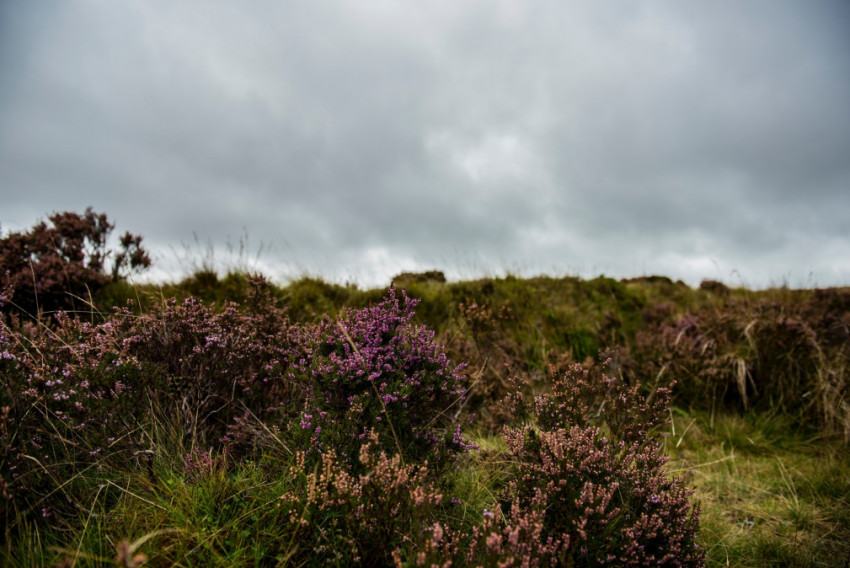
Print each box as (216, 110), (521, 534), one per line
(2, 1), (849, 287)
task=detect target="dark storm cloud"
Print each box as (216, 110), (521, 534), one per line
(1, 1), (848, 287)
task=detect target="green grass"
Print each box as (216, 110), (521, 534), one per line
(665, 410), (850, 567)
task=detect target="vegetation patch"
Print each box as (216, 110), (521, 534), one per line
(1, 210), (848, 566)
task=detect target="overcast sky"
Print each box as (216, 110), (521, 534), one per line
(1, 1), (849, 288)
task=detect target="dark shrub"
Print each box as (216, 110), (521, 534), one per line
(0, 303), (151, 520)
(0, 208), (150, 318)
(392, 270), (447, 284)
(625, 298), (848, 438)
(122, 275), (301, 446)
(0, 275), (299, 522)
(699, 279), (730, 296)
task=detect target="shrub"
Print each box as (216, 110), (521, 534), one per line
(625, 313), (725, 407)
(287, 286), (473, 471)
(460, 499), (565, 567)
(448, 298), (522, 430)
(699, 279), (730, 297)
(276, 433), (445, 566)
(120, 275), (302, 447)
(392, 270), (447, 284)
(0, 208), (150, 318)
(0, 303), (151, 521)
(0, 275), (300, 523)
(498, 362), (703, 567)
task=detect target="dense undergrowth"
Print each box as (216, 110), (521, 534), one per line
(1, 212), (848, 566)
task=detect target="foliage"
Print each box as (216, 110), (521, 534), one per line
(498, 363), (703, 567)
(624, 294), (849, 440)
(283, 286), (474, 471)
(278, 434), (446, 566)
(0, 280), (474, 537)
(0, 208), (151, 318)
(120, 275), (302, 447)
(0, 296), (152, 521)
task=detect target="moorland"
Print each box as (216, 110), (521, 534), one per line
(1, 210), (848, 566)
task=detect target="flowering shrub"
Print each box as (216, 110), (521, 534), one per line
(499, 363), (703, 567)
(120, 278), (301, 446)
(276, 433), (445, 566)
(0, 208), (150, 317)
(0, 275), (301, 518)
(0, 280), (478, 526)
(0, 303), (150, 518)
(461, 498), (565, 567)
(289, 287), (473, 470)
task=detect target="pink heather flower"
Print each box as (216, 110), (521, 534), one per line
(431, 523), (444, 545)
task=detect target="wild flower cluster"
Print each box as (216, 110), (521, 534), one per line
(288, 287), (473, 469)
(183, 448), (216, 485)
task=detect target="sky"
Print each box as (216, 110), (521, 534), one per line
(1, 1), (849, 289)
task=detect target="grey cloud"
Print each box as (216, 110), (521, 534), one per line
(1, 0), (848, 288)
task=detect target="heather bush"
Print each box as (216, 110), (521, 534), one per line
(0, 275), (301, 523)
(0, 303), (150, 521)
(286, 286), (473, 470)
(624, 314), (723, 406)
(499, 362), (703, 567)
(120, 276), (302, 446)
(1, 278), (479, 532)
(460, 497), (566, 567)
(0, 208), (150, 318)
(276, 433), (446, 566)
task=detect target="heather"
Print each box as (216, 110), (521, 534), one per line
(2, 213), (849, 566)
(0, 208), (150, 318)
